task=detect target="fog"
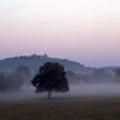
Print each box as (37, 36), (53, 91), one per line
(1, 83), (120, 102)
(69, 83), (120, 97)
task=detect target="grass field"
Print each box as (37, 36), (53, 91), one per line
(0, 97), (120, 120)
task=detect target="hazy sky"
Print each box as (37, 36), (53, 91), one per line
(0, 0), (120, 67)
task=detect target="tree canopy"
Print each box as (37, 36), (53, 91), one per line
(31, 62), (69, 98)
(0, 65), (31, 91)
(114, 69), (120, 82)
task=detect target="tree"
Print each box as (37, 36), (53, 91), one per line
(5, 73), (24, 90)
(15, 66), (31, 84)
(15, 66), (31, 79)
(114, 69), (120, 82)
(31, 62), (69, 99)
(66, 70), (81, 84)
(0, 66), (30, 91)
(0, 73), (7, 91)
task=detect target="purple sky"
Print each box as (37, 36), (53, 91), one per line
(0, 0), (120, 67)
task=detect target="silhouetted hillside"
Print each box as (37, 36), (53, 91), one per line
(100, 66), (120, 71)
(0, 54), (85, 72)
(0, 54), (120, 85)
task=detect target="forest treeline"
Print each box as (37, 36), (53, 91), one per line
(0, 66), (31, 91)
(0, 64), (120, 92)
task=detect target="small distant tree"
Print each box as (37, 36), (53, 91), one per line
(5, 73), (24, 90)
(15, 66), (31, 84)
(0, 73), (7, 91)
(114, 69), (120, 82)
(15, 66), (31, 77)
(0, 66), (30, 91)
(31, 62), (69, 99)
(115, 69), (120, 76)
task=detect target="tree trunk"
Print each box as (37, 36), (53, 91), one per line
(47, 91), (52, 99)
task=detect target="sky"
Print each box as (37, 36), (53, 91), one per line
(0, 0), (120, 67)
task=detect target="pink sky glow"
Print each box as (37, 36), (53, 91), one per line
(0, 0), (120, 67)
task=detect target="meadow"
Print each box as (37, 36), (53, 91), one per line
(0, 84), (120, 120)
(0, 96), (120, 120)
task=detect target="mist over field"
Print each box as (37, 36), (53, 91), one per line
(0, 55), (120, 102)
(0, 58), (120, 120)
(1, 83), (120, 102)
(0, 0), (120, 119)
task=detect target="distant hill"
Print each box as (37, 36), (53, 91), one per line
(100, 66), (120, 71)
(0, 54), (85, 72)
(0, 54), (120, 84)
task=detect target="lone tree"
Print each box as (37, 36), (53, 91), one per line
(31, 62), (69, 99)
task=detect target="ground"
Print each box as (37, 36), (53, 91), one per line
(0, 96), (120, 120)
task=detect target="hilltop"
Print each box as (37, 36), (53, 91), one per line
(0, 54), (85, 72)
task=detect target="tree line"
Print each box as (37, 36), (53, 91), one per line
(0, 66), (31, 91)
(0, 62), (120, 98)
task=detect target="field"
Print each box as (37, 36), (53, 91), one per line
(0, 96), (120, 120)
